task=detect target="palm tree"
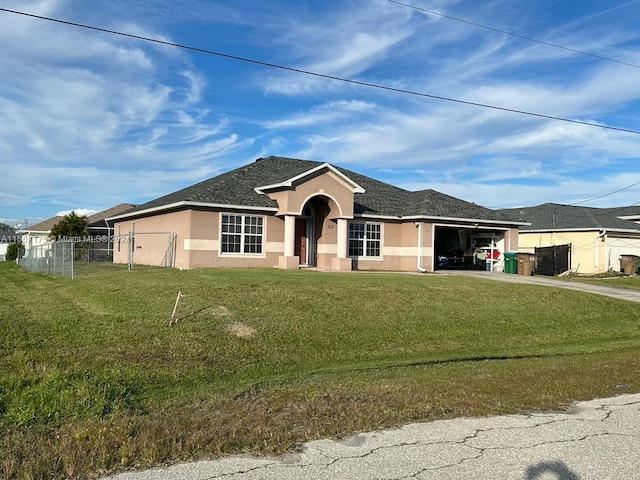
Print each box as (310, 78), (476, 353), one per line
(50, 211), (89, 240)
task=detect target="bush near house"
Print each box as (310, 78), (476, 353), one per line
(1, 262), (639, 479)
(5, 241), (24, 261)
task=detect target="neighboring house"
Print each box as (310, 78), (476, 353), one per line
(19, 216), (64, 256)
(109, 156), (525, 272)
(499, 203), (640, 274)
(86, 203), (137, 259)
(0, 224), (17, 261)
(19, 203), (136, 258)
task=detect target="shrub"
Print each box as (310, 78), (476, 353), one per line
(5, 242), (24, 261)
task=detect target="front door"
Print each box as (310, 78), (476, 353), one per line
(294, 218), (308, 266)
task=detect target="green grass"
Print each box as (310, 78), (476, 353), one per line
(570, 273), (640, 290)
(1, 262), (640, 479)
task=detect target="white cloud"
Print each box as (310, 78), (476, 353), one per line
(3, 0), (640, 222)
(55, 208), (98, 218)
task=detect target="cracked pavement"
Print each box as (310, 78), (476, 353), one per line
(102, 393), (640, 480)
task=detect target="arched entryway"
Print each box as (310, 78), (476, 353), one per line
(294, 196), (332, 267)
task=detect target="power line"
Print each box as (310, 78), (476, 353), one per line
(2, 7), (640, 136)
(387, 0), (640, 70)
(571, 179), (640, 206)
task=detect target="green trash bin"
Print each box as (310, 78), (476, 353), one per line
(503, 252), (517, 274)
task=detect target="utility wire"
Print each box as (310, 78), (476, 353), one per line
(387, 0), (640, 70)
(2, 7), (640, 136)
(571, 179), (640, 205)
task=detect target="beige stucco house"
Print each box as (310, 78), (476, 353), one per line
(500, 203), (640, 275)
(109, 156), (525, 272)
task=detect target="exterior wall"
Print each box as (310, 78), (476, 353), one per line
(351, 220), (435, 272)
(316, 213), (338, 269)
(517, 230), (607, 274)
(351, 220), (401, 271)
(113, 210), (191, 267)
(114, 209), (286, 269)
(604, 235), (640, 272)
(20, 232), (53, 258)
(113, 206), (521, 273)
(267, 171), (355, 218)
(505, 227), (519, 253)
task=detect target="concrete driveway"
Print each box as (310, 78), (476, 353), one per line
(440, 270), (640, 303)
(102, 394), (640, 480)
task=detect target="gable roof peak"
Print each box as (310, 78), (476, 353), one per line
(254, 161), (365, 194)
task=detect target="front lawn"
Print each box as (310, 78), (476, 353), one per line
(570, 273), (640, 290)
(1, 262), (639, 479)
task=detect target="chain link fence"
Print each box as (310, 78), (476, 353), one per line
(18, 241), (78, 279)
(17, 232), (176, 278)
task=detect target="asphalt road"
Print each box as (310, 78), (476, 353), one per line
(102, 394), (640, 480)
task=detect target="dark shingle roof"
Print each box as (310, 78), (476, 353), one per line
(117, 156), (518, 223)
(122, 157), (322, 215)
(499, 203), (640, 232)
(404, 189), (519, 222)
(602, 205), (640, 219)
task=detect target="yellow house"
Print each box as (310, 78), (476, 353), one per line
(500, 203), (640, 275)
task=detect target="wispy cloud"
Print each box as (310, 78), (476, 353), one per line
(2, 0), (640, 221)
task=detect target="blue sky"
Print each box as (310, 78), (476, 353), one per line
(2, 0), (640, 228)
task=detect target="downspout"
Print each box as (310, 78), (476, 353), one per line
(416, 222), (427, 273)
(594, 229), (606, 272)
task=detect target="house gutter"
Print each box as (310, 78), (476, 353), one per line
(416, 222), (427, 273)
(359, 213), (530, 228)
(106, 201), (279, 222)
(594, 229), (606, 271)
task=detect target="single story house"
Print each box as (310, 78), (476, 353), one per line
(109, 156), (525, 272)
(0, 224), (16, 261)
(499, 203), (640, 274)
(19, 216), (65, 254)
(19, 203), (136, 258)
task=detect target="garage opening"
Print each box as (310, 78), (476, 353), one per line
(434, 226), (505, 271)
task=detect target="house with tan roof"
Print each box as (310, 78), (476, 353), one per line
(20, 203), (136, 258)
(109, 156), (526, 271)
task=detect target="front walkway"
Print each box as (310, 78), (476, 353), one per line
(437, 270), (640, 303)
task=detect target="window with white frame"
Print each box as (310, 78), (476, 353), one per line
(221, 214), (264, 254)
(348, 221), (381, 257)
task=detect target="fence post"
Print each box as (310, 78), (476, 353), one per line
(128, 222), (135, 271)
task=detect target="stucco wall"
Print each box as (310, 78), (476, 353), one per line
(604, 235), (640, 272)
(114, 206), (520, 273)
(267, 170), (355, 218)
(351, 221), (436, 272)
(517, 230), (607, 274)
(115, 209), (287, 269)
(113, 210), (191, 267)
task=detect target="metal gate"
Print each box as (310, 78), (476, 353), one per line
(535, 244), (571, 276)
(114, 231), (176, 269)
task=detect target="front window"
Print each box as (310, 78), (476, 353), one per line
(348, 222), (381, 257)
(221, 214), (264, 254)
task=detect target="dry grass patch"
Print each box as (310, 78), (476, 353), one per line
(228, 323), (257, 338)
